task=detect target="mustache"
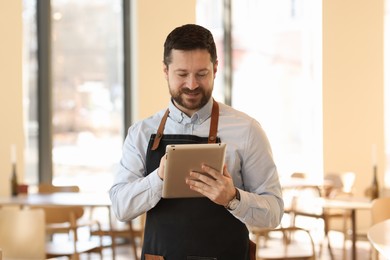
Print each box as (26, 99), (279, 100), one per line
(181, 88), (202, 95)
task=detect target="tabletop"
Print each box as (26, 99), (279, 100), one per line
(280, 177), (328, 189)
(320, 196), (372, 210)
(367, 219), (390, 259)
(0, 192), (111, 208)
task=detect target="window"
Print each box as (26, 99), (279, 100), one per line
(22, 0), (39, 185)
(51, 0), (123, 191)
(23, 0), (127, 192)
(197, 0), (322, 180)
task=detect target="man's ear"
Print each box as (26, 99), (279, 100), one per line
(213, 60), (218, 78)
(163, 63), (168, 80)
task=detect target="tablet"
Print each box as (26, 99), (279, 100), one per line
(162, 143), (227, 198)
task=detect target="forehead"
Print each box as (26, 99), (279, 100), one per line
(168, 49), (213, 70)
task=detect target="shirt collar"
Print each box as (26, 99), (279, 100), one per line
(168, 98), (214, 124)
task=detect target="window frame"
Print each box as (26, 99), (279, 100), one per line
(34, 0), (132, 183)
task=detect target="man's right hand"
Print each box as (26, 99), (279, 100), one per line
(157, 153), (167, 180)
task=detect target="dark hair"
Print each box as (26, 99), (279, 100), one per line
(163, 24), (217, 66)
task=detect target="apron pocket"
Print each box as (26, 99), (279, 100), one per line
(145, 254), (164, 260)
(187, 257), (217, 260)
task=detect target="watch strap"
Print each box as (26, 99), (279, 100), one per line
(225, 188), (240, 210)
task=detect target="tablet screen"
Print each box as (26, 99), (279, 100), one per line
(162, 143), (226, 198)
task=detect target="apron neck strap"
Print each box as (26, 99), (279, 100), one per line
(208, 100), (219, 143)
(151, 99), (219, 151)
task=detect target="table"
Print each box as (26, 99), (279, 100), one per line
(0, 192), (111, 208)
(367, 219), (390, 259)
(281, 177), (372, 260)
(0, 192), (117, 258)
(280, 177), (330, 189)
(320, 197), (372, 260)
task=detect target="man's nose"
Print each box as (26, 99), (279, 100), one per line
(185, 75), (199, 90)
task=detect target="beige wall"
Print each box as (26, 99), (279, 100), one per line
(323, 0), (385, 195)
(134, 0), (196, 121)
(323, 0), (385, 230)
(0, 1), (24, 196)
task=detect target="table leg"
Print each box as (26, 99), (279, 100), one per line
(108, 206), (116, 260)
(351, 209), (356, 260)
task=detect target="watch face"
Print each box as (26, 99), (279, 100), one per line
(229, 199), (239, 210)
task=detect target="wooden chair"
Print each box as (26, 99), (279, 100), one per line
(324, 172), (356, 197)
(36, 184), (144, 259)
(323, 172), (356, 260)
(0, 208), (46, 259)
(37, 184), (82, 237)
(288, 185), (333, 255)
(91, 210), (145, 260)
(370, 197), (390, 260)
(38, 183), (80, 193)
(250, 226), (316, 260)
(371, 197), (390, 224)
(35, 184), (103, 259)
(290, 172), (307, 179)
(287, 173), (352, 259)
(31, 205), (103, 259)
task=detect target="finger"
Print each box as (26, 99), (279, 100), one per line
(186, 176), (226, 204)
(190, 170), (218, 186)
(186, 178), (208, 194)
(157, 153), (167, 179)
(201, 164), (222, 180)
(222, 165), (231, 178)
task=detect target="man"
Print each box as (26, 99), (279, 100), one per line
(110, 24), (283, 260)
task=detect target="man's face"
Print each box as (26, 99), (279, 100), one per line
(164, 49), (218, 116)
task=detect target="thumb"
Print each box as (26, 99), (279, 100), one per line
(222, 164), (231, 178)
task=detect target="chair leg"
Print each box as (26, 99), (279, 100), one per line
(372, 246), (378, 260)
(318, 217), (334, 260)
(342, 214), (348, 260)
(324, 219), (334, 260)
(326, 235), (334, 260)
(342, 238), (347, 260)
(71, 253), (80, 260)
(129, 221), (140, 260)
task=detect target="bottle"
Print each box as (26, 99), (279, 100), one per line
(10, 163), (18, 197)
(370, 165), (379, 200)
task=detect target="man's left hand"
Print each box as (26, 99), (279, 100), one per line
(186, 164), (236, 206)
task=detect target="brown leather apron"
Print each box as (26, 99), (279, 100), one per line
(141, 100), (254, 260)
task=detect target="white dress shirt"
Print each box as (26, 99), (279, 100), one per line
(109, 98), (284, 228)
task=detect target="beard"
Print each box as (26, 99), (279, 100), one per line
(169, 85), (213, 111)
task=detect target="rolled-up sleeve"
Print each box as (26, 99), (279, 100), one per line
(225, 118), (284, 228)
(109, 122), (163, 221)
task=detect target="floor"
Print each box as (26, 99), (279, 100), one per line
(77, 231), (373, 260)
(77, 214), (374, 260)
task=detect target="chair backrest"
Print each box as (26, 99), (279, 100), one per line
(0, 208), (46, 259)
(253, 226), (316, 260)
(30, 205), (86, 246)
(292, 185), (323, 215)
(324, 172), (356, 197)
(324, 173), (344, 190)
(290, 172), (306, 179)
(371, 197), (390, 225)
(38, 183), (80, 193)
(36, 184), (84, 226)
(39, 205), (85, 225)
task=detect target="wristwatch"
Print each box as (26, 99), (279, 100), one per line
(226, 188), (240, 211)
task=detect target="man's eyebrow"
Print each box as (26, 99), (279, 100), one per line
(174, 69), (188, 73)
(173, 68), (209, 73)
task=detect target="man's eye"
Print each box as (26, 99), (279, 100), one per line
(178, 74), (187, 78)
